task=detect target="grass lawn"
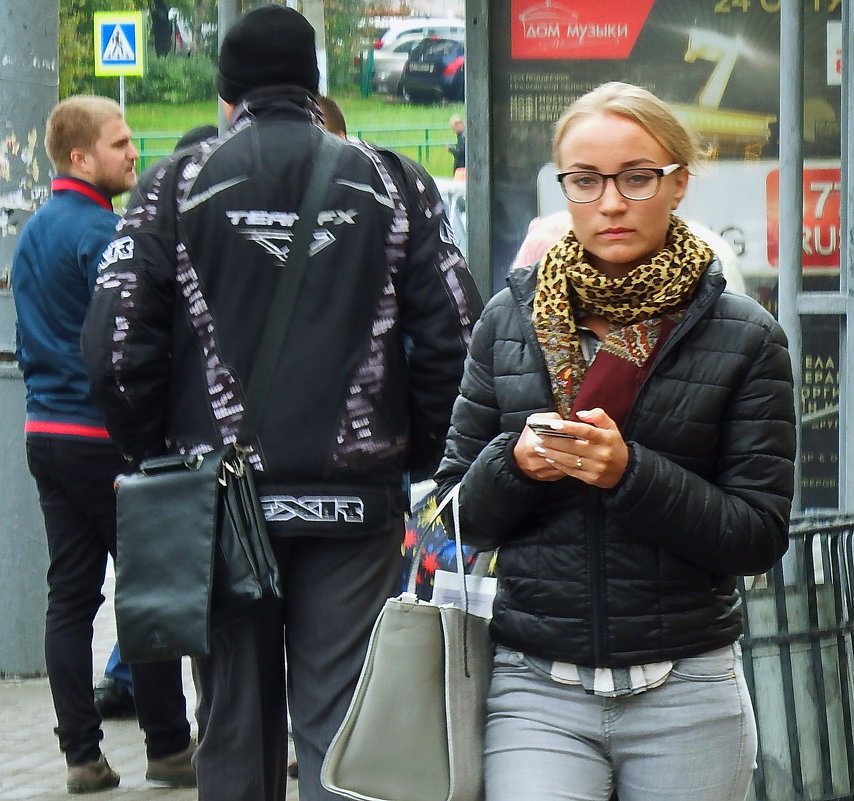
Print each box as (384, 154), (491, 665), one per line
(126, 88), (465, 178)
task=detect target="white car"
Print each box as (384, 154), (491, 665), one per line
(355, 18), (464, 93)
(434, 176), (468, 260)
(370, 34), (426, 96)
(371, 16), (465, 51)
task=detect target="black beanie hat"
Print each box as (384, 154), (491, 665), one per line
(217, 5), (320, 103)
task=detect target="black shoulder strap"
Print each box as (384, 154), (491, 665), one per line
(236, 132), (345, 446)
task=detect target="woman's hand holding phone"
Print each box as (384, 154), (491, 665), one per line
(527, 420), (577, 439)
(516, 410), (629, 488)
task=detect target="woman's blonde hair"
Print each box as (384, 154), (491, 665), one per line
(45, 95), (123, 173)
(552, 82), (705, 170)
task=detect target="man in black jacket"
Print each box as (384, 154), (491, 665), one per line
(81, 7), (481, 801)
(447, 114), (466, 174)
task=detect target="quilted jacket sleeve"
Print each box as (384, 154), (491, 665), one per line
(604, 313), (796, 576)
(434, 293), (550, 547)
(81, 163), (179, 461)
(388, 152), (483, 481)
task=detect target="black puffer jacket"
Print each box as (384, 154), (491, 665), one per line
(434, 259), (795, 667)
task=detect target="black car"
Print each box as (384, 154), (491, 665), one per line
(401, 36), (465, 104)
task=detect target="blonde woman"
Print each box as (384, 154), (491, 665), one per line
(435, 82), (795, 801)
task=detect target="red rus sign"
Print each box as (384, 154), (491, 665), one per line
(510, 0), (655, 60)
(766, 168), (841, 269)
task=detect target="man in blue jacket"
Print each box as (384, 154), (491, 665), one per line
(12, 95), (195, 794)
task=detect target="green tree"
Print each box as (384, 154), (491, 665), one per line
(59, 0), (138, 98)
(324, 0), (370, 91)
(59, 0), (218, 98)
(146, 0), (216, 56)
(60, 0), (373, 98)
(184, 0), (219, 58)
(149, 0), (173, 55)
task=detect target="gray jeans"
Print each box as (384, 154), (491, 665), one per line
(485, 643), (757, 801)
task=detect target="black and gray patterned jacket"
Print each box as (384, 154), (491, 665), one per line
(435, 259), (795, 665)
(82, 88), (482, 537)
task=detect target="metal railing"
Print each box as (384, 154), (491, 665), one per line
(351, 124), (455, 163)
(741, 513), (854, 801)
(134, 133), (184, 170)
(134, 125), (455, 171)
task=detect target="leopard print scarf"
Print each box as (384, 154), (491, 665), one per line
(533, 215), (713, 418)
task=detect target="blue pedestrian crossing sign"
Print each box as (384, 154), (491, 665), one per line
(94, 12), (145, 76)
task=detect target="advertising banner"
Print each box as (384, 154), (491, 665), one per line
(491, 0), (841, 263)
(510, 0), (656, 60)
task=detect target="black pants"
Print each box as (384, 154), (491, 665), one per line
(26, 436), (191, 766)
(193, 529), (403, 801)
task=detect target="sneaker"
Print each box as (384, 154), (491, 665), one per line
(287, 760), (299, 779)
(145, 740), (197, 788)
(67, 754), (120, 794)
(93, 677), (136, 719)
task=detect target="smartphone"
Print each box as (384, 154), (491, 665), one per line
(527, 421), (577, 439)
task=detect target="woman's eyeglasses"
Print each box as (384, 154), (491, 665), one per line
(555, 164), (681, 203)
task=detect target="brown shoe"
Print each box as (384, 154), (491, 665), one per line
(145, 740), (197, 788)
(67, 754), (120, 794)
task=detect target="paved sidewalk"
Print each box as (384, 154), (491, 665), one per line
(0, 573), (298, 800)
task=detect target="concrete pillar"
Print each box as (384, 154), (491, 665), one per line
(217, 0), (238, 133)
(300, 0), (327, 94)
(0, 0), (58, 676)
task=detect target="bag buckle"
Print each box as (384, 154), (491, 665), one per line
(139, 452), (203, 476)
(221, 445), (250, 483)
(221, 458), (244, 480)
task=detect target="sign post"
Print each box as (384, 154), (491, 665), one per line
(94, 11), (145, 113)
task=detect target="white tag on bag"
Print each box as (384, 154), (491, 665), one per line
(432, 571), (497, 619)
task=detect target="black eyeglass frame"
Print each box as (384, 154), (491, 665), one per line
(555, 163), (682, 203)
